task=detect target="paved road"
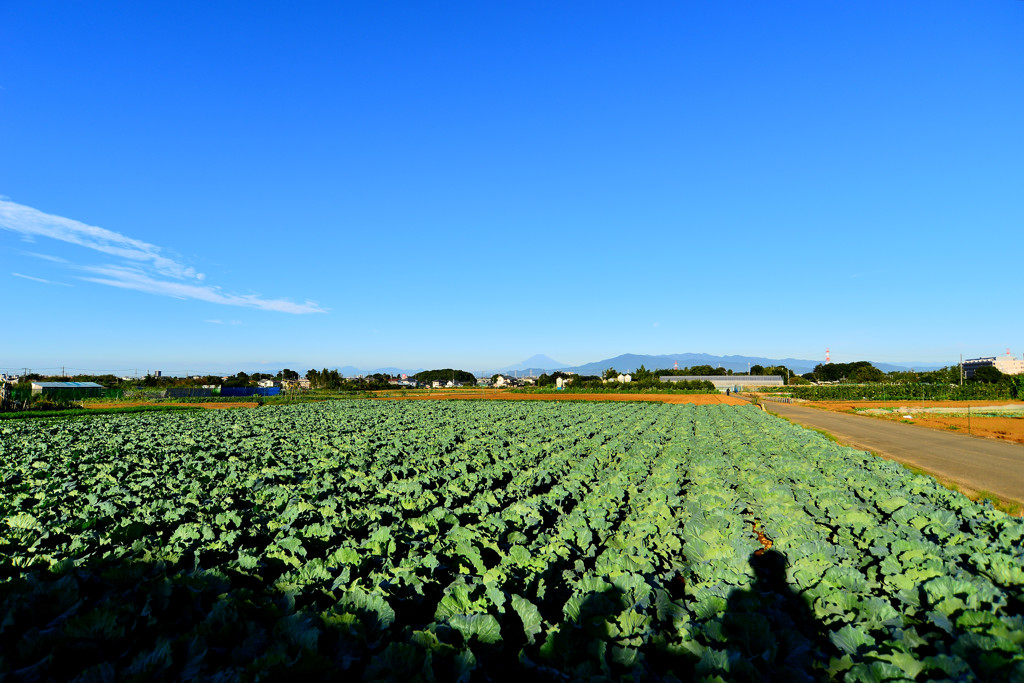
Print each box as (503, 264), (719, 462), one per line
(763, 401), (1024, 505)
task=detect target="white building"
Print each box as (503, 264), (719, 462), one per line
(661, 375), (784, 392)
(963, 353), (1024, 378)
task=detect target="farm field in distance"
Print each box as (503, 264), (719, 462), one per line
(2, 400), (1023, 681)
(80, 390), (745, 411)
(86, 401), (261, 410)
(807, 401), (1024, 445)
(372, 389), (746, 405)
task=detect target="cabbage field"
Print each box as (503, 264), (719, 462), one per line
(1, 401), (1023, 681)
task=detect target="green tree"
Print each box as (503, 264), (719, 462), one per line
(603, 367), (619, 380)
(762, 366), (793, 384)
(222, 372), (252, 388)
(850, 365), (885, 383)
(971, 366), (1004, 384)
(414, 369), (476, 384)
(811, 361), (879, 383)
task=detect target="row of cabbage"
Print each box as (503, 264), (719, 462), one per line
(1, 401), (1022, 681)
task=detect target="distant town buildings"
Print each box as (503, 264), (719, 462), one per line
(963, 353), (1024, 378)
(492, 375), (529, 388)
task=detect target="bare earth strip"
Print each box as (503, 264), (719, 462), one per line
(374, 390), (747, 405)
(86, 401), (259, 410)
(807, 400), (1024, 445)
(764, 401), (1024, 508)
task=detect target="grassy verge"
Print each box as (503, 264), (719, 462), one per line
(765, 407), (1024, 516)
(900, 465), (1023, 516)
(762, 410), (839, 442)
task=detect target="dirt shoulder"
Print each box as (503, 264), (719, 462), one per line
(802, 400), (1024, 445)
(764, 401), (1024, 510)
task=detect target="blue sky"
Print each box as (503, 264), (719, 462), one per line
(2, 2), (1022, 375)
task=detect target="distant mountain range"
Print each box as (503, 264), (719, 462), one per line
(331, 366), (424, 378)
(242, 353), (947, 379)
(500, 354), (565, 372)
(478, 353), (947, 377)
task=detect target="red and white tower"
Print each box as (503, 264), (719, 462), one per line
(674, 360), (679, 370)
(826, 348), (831, 364)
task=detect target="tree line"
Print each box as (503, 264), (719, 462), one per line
(532, 366), (716, 392)
(800, 362), (1011, 386)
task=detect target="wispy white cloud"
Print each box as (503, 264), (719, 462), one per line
(1, 199), (201, 279)
(206, 319), (224, 324)
(12, 272), (73, 287)
(0, 199), (326, 314)
(22, 251), (69, 263)
(81, 265), (325, 314)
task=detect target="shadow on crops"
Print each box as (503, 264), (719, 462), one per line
(0, 549), (829, 682)
(526, 585), (645, 680)
(0, 552), (652, 682)
(0, 551), (555, 682)
(519, 558), (823, 682)
(713, 550), (828, 682)
(0, 555), (351, 681)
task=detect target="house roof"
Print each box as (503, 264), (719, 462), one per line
(31, 382), (105, 388)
